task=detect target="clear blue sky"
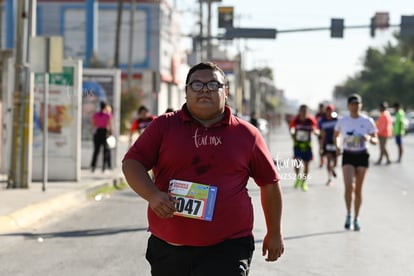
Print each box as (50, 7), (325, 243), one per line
(176, 0), (412, 109)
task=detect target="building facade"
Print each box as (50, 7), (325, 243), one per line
(2, 0), (188, 114)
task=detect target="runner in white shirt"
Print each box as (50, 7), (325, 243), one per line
(334, 93), (377, 231)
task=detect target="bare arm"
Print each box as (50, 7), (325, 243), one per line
(364, 133), (378, 145)
(122, 159), (176, 218)
(107, 116), (113, 135)
(260, 182), (284, 262)
(334, 130), (341, 155)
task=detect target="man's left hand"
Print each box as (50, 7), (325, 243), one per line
(262, 232), (284, 262)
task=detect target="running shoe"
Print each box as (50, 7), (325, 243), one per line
(332, 169), (337, 178)
(344, 214), (351, 230)
(294, 179), (301, 189)
(301, 181), (308, 192)
(353, 219), (361, 231)
(326, 179), (333, 186)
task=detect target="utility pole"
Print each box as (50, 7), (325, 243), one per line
(127, 0), (136, 90)
(114, 0), (124, 68)
(206, 0), (212, 60)
(0, 0), (3, 48)
(8, 0), (36, 188)
(198, 0), (203, 61)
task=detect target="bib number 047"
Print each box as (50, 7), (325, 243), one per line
(174, 197), (204, 217)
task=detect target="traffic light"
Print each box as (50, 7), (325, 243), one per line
(400, 15), (414, 37)
(370, 17), (376, 37)
(330, 18), (344, 38)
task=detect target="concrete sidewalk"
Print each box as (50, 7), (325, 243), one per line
(0, 168), (124, 234)
(0, 134), (131, 235)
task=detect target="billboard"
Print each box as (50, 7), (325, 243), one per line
(32, 59), (83, 181)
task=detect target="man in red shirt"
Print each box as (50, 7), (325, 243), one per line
(122, 62), (284, 275)
(128, 105), (156, 145)
(289, 105), (319, 191)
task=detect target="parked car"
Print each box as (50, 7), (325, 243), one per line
(406, 112), (414, 133)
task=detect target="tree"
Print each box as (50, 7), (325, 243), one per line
(334, 38), (414, 110)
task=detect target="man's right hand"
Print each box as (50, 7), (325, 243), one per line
(148, 191), (177, 219)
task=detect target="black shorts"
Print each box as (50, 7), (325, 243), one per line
(146, 235), (255, 276)
(342, 151), (370, 168)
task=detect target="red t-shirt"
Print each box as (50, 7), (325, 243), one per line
(130, 115), (157, 132)
(123, 105), (280, 246)
(289, 115), (317, 143)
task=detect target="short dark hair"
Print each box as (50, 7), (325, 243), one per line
(380, 101), (388, 108)
(393, 102), (400, 108)
(185, 62), (227, 85)
(138, 105), (149, 114)
(100, 101), (107, 111)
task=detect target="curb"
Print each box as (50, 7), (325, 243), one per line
(0, 176), (124, 234)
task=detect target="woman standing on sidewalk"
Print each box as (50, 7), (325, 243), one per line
(334, 94), (377, 231)
(90, 101), (112, 172)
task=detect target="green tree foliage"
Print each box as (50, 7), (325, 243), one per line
(334, 35), (414, 110)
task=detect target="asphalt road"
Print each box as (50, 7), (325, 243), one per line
(1, 127), (413, 276)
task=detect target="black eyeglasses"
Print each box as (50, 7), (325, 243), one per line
(187, 81), (225, 92)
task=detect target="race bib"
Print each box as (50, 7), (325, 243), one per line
(326, 144), (336, 151)
(344, 136), (363, 150)
(168, 179), (217, 221)
(296, 130), (310, 142)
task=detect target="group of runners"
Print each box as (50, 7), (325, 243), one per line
(288, 102), (340, 189)
(288, 94), (407, 232)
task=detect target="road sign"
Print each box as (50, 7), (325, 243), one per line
(224, 28), (277, 39)
(218, 6), (233, 28)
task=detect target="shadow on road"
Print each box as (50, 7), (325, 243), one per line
(0, 226), (147, 239)
(255, 230), (347, 244)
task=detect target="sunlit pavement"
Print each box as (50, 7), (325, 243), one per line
(249, 124), (414, 275)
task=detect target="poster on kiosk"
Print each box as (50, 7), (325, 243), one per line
(32, 59), (83, 181)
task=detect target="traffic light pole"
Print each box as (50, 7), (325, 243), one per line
(277, 23), (400, 34)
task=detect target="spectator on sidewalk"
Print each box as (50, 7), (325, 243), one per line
(103, 103), (115, 170)
(90, 101), (112, 172)
(249, 110), (259, 128)
(128, 105), (156, 145)
(289, 104), (319, 191)
(122, 62), (284, 275)
(393, 102), (406, 163)
(375, 101), (392, 165)
(334, 93), (377, 231)
(165, 107), (174, 113)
